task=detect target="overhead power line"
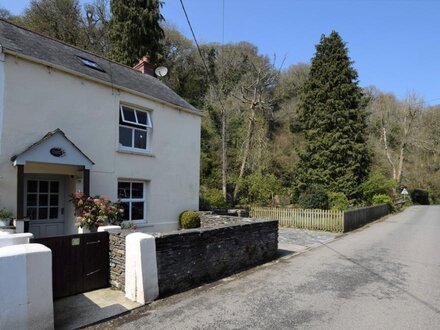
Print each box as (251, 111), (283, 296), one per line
(178, 0), (228, 110)
(179, 0), (216, 84)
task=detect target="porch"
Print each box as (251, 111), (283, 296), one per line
(11, 129), (93, 238)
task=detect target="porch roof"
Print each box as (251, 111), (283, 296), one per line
(11, 129), (94, 170)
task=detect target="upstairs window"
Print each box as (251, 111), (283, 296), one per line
(119, 105), (152, 152)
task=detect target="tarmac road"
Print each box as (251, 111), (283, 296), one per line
(91, 206), (440, 329)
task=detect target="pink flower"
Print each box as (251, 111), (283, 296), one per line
(73, 191), (84, 199)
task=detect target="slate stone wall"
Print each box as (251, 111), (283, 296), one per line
(155, 219), (278, 297)
(108, 219), (278, 296)
(343, 204), (390, 232)
(109, 231), (131, 291)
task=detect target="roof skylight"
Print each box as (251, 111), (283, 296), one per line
(77, 56), (105, 72)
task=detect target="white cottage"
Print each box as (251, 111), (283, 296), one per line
(0, 19), (201, 237)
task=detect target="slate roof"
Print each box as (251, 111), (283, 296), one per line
(0, 19), (199, 113)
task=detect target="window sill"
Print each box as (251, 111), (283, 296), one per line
(117, 147), (155, 158)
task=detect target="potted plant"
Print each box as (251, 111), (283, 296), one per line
(71, 192), (124, 232)
(0, 209), (13, 227)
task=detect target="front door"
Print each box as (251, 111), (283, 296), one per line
(25, 177), (65, 238)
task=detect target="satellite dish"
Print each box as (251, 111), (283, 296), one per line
(155, 66), (168, 77)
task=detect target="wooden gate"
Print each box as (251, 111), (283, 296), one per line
(31, 232), (109, 299)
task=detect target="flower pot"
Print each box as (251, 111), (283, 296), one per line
(78, 226), (98, 234)
(0, 218), (10, 227)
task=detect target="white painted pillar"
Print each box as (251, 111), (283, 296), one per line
(0, 244), (53, 330)
(14, 219), (25, 233)
(125, 233), (159, 304)
(0, 233), (33, 248)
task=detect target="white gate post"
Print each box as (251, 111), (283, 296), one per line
(125, 233), (159, 304)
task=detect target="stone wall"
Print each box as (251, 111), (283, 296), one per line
(155, 219), (278, 297)
(108, 218), (278, 297)
(109, 231), (131, 291)
(343, 204), (390, 232)
(208, 208), (250, 217)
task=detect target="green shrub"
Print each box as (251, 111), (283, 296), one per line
(372, 194), (394, 211)
(237, 172), (283, 206)
(410, 189), (430, 205)
(202, 189), (227, 208)
(429, 194), (438, 205)
(179, 210), (201, 229)
(361, 170), (396, 202)
(328, 192), (349, 210)
(297, 185), (329, 209)
(0, 209), (13, 218)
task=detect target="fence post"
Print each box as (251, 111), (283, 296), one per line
(342, 211), (345, 232)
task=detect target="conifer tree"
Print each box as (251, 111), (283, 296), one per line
(294, 31), (370, 200)
(109, 0), (164, 66)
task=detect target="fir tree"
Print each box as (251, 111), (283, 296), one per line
(109, 0), (164, 66)
(294, 31), (371, 200)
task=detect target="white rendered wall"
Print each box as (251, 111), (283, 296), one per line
(0, 55), (201, 233)
(0, 244), (53, 330)
(0, 51), (5, 155)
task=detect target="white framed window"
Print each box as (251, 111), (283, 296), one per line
(119, 105), (152, 153)
(118, 181), (147, 223)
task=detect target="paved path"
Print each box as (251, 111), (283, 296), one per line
(278, 227), (337, 249)
(90, 206), (440, 329)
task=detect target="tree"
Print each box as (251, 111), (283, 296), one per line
(368, 91), (423, 186)
(22, 0), (83, 46)
(294, 31), (370, 200)
(203, 42), (278, 204)
(82, 0), (111, 55)
(269, 63), (310, 186)
(162, 26), (210, 109)
(0, 7), (13, 20)
(231, 56), (279, 202)
(109, 0), (164, 66)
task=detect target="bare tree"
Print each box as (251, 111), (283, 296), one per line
(371, 92), (423, 185)
(82, 0), (110, 55)
(232, 60), (278, 202)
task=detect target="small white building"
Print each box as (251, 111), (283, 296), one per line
(0, 19), (201, 237)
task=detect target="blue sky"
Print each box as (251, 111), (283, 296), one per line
(3, 0), (440, 105)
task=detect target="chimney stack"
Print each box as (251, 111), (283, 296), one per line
(133, 56), (155, 76)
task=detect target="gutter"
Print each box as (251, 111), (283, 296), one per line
(3, 48), (204, 118)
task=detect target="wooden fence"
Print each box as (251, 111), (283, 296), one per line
(250, 206), (344, 232)
(250, 204), (390, 232)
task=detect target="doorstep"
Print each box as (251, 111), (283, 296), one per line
(54, 288), (141, 330)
